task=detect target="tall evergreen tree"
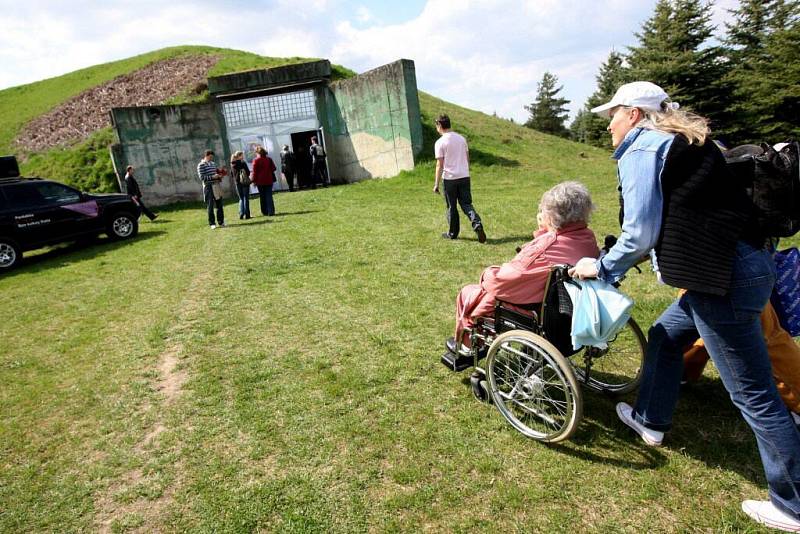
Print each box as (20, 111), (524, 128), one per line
(725, 0), (800, 142)
(570, 51), (630, 147)
(524, 72), (570, 137)
(626, 0), (730, 130)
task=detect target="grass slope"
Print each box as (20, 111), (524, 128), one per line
(0, 45), (354, 192)
(1, 90), (793, 532)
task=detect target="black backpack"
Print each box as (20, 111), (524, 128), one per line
(725, 140), (800, 238)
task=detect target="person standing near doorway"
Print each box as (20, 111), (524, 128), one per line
(197, 150), (225, 228)
(310, 136), (329, 188)
(251, 146), (276, 216)
(230, 151), (251, 220)
(123, 165), (157, 221)
(281, 145), (296, 192)
(432, 114), (486, 243)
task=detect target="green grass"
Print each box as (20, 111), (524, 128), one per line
(2, 94), (795, 532)
(0, 46), (354, 193)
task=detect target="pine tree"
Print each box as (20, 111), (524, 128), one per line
(726, 0), (800, 142)
(524, 72), (570, 137)
(626, 0), (730, 130)
(571, 51), (630, 147)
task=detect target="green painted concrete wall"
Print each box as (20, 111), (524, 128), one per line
(110, 104), (229, 205)
(321, 59), (422, 182)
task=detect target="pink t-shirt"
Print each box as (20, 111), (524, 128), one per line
(434, 131), (469, 180)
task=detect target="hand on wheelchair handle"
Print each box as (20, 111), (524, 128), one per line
(568, 257), (599, 280)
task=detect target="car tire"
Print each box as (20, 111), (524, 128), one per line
(106, 211), (139, 240)
(0, 238), (21, 270)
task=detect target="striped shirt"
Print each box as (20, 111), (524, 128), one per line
(197, 159), (218, 185)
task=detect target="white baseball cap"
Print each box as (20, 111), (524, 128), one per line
(591, 81), (672, 117)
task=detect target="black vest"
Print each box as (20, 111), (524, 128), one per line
(654, 135), (758, 295)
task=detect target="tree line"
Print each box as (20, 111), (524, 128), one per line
(524, 0), (799, 147)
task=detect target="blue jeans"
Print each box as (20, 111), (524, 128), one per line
(257, 185), (274, 216)
(633, 241), (800, 519)
(236, 183), (250, 218)
(442, 177), (482, 238)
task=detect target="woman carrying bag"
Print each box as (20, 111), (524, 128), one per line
(230, 151), (251, 220)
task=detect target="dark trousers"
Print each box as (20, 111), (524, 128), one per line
(443, 177), (482, 238)
(203, 184), (224, 226)
(257, 184), (275, 216)
(284, 169), (296, 191)
(312, 160), (329, 187)
(132, 195), (157, 220)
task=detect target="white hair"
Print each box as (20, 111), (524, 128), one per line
(538, 181), (594, 230)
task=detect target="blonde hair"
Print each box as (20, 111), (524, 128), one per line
(538, 181), (594, 230)
(230, 150), (244, 162)
(639, 105), (710, 146)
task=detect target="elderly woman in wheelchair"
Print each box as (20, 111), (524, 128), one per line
(441, 181), (646, 442)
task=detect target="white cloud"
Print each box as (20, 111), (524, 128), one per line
(0, 0), (743, 125)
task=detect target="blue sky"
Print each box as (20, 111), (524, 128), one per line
(0, 0), (738, 123)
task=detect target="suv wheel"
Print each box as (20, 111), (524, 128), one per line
(0, 238), (21, 270)
(107, 211), (139, 240)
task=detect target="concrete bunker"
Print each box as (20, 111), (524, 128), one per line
(109, 59), (423, 206)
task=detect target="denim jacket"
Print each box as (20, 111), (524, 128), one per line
(596, 127), (674, 284)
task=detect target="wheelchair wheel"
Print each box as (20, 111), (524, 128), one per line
(486, 330), (582, 443)
(573, 317), (646, 395)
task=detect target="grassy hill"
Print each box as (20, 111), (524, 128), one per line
(0, 50), (792, 532)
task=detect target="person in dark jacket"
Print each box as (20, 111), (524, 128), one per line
(280, 145), (296, 192)
(570, 81), (800, 532)
(250, 146), (276, 216)
(309, 136), (329, 188)
(230, 151), (251, 219)
(123, 165), (157, 221)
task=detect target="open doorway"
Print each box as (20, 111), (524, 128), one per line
(291, 130), (319, 189)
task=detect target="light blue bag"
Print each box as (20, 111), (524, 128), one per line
(564, 279), (634, 350)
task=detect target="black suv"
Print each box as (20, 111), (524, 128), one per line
(0, 175), (141, 270)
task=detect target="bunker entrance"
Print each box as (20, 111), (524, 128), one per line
(291, 130), (322, 189)
(222, 89), (320, 191)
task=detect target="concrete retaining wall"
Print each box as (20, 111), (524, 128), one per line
(321, 59), (422, 182)
(110, 104), (229, 205)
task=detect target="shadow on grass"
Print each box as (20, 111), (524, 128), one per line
(458, 375), (667, 469)
(470, 148), (521, 168)
(7, 231), (167, 278)
(223, 218), (281, 228)
(664, 377), (770, 487)
(274, 210), (322, 217)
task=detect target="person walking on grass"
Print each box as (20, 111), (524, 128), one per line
(570, 81), (800, 533)
(432, 114), (486, 243)
(230, 151), (251, 220)
(123, 165), (157, 221)
(197, 150), (225, 228)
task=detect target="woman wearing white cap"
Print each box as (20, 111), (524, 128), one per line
(570, 81), (800, 532)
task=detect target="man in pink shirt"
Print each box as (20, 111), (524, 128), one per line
(447, 181), (600, 353)
(433, 114), (487, 243)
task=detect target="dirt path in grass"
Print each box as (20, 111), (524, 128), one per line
(93, 269), (211, 532)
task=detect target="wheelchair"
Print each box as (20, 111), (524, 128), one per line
(441, 265), (646, 443)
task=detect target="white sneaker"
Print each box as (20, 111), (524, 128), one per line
(792, 412), (800, 426)
(742, 500), (800, 532)
(616, 402), (664, 446)
(210, 224), (216, 229)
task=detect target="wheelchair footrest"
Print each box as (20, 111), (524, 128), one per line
(441, 350), (473, 372)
